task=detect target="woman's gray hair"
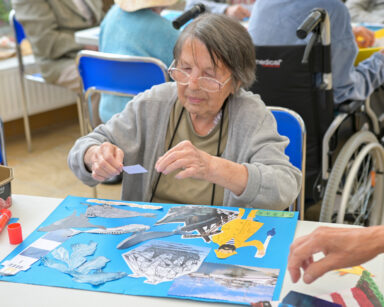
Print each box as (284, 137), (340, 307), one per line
(173, 13), (256, 90)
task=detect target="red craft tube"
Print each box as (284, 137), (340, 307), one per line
(0, 208), (11, 233)
(8, 222), (22, 244)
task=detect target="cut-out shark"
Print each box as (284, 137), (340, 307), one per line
(38, 211), (105, 232)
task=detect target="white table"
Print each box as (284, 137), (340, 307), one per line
(74, 26), (100, 46)
(1, 194), (383, 307)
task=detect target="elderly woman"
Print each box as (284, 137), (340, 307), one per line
(68, 14), (301, 210)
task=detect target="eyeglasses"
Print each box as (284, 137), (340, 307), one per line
(168, 61), (231, 93)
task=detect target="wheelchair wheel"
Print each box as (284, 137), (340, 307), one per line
(320, 131), (382, 224)
(336, 142), (384, 225)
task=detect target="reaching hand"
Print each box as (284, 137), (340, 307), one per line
(84, 142), (124, 181)
(353, 26), (375, 48)
(225, 5), (250, 20)
(288, 226), (384, 284)
(155, 140), (212, 181)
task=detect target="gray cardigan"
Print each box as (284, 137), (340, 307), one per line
(68, 82), (301, 210)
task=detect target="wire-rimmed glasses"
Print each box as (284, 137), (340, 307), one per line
(168, 61), (231, 93)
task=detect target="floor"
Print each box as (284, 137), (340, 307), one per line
(5, 119), (121, 201)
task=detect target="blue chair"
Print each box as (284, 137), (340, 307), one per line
(9, 10), (82, 151)
(76, 50), (169, 133)
(268, 106), (306, 220)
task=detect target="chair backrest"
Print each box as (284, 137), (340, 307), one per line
(76, 50), (169, 132)
(77, 50), (169, 98)
(268, 106), (306, 220)
(9, 10), (44, 83)
(9, 9), (28, 76)
(9, 10), (26, 45)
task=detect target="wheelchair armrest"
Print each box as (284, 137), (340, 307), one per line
(337, 100), (364, 115)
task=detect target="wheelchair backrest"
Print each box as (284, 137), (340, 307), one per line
(251, 44), (334, 138)
(250, 44), (334, 202)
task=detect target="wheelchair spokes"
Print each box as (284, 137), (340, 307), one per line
(343, 156), (376, 226)
(330, 148), (375, 226)
(320, 131), (384, 225)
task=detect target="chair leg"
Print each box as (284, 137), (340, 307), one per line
(76, 94), (85, 136)
(19, 78), (32, 152)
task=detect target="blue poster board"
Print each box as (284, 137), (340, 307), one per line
(0, 196), (298, 304)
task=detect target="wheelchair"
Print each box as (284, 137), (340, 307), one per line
(250, 8), (384, 225)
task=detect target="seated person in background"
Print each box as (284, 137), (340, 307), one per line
(288, 225), (384, 284)
(11, 0), (104, 93)
(347, 0), (384, 24)
(248, 0), (384, 105)
(68, 14), (301, 209)
(98, 0), (180, 123)
(248, 0), (384, 211)
(185, 0), (254, 21)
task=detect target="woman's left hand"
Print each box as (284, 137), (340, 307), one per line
(155, 140), (212, 180)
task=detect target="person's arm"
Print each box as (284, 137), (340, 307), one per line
(288, 225), (384, 284)
(346, 0), (379, 23)
(230, 109), (302, 209)
(11, 0), (83, 60)
(332, 40), (384, 103)
(329, 5), (384, 103)
(68, 83), (177, 188)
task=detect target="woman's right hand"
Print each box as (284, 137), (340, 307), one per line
(84, 142), (124, 182)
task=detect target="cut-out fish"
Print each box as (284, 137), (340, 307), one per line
(117, 229), (188, 250)
(86, 199), (162, 210)
(84, 204), (156, 218)
(38, 212), (105, 232)
(68, 224), (150, 236)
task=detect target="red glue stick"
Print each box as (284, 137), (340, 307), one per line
(0, 208), (12, 233)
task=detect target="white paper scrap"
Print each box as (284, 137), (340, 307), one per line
(123, 164), (148, 174)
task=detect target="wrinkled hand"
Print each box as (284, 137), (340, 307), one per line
(84, 142), (124, 181)
(155, 140), (212, 180)
(288, 226), (382, 284)
(225, 5), (250, 20)
(353, 26), (375, 48)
